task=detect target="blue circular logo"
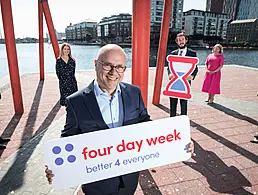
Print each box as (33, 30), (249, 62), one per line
(52, 144), (76, 166)
(55, 157), (64, 165)
(65, 144), (74, 152)
(52, 146), (61, 154)
(67, 155), (76, 163)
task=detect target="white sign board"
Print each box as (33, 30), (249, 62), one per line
(44, 115), (191, 190)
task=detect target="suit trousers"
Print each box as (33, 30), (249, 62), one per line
(169, 97), (188, 117)
(81, 175), (138, 195)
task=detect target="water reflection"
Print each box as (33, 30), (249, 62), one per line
(0, 43), (258, 79)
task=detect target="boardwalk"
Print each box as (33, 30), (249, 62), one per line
(0, 65), (257, 195)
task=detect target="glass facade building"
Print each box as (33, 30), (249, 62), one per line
(237, 0), (258, 20)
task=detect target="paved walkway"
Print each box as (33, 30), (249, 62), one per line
(0, 65), (257, 195)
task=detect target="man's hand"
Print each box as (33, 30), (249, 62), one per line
(186, 75), (193, 80)
(169, 74), (174, 80)
(45, 165), (55, 184)
(185, 141), (195, 156)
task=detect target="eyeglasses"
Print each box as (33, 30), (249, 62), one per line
(97, 60), (126, 73)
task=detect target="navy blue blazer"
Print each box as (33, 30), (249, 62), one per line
(62, 81), (151, 195)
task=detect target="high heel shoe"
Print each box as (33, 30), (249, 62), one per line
(207, 99), (214, 104)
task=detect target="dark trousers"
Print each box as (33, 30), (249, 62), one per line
(82, 174), (139, 195)
(82, 187), (136, 195)
(169, 97), (188, 117)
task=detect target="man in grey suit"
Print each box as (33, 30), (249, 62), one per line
(167, 32), (198, 117)
(46, 44), (194, 195)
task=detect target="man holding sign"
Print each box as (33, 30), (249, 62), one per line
(45, 44), (194, 195)
(167, 32), (199, 117)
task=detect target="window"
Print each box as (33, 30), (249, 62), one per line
(104, 25), (109, 36)
(156, 1), (163, 6)
(156, 17), (162, 21)
(156, 12), (162, 16)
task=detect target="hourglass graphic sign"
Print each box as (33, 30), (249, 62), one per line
(163, 55), (199, 100)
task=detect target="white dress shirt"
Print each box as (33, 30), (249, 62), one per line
(178, 47), (187, 56)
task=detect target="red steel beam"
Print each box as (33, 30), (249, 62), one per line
(38, 0), (44, 80)
(132, 0), (151, 107)
(1, 0), (24, 114)
(41, 0), (60, 58)
(152, 0), (173, 105)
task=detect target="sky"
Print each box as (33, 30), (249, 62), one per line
(0, 0), (206, 38)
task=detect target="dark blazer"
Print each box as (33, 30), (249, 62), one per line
(167, 48), (198, 81)
(62, 81), (151, 195)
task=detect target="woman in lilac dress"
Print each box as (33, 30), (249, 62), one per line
(201, 44), (224, 104)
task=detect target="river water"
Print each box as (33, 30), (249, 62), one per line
(0, 43), (258, 79)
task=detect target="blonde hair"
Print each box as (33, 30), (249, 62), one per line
(212, 44), (223, 53)
(59, 43), (75, 60)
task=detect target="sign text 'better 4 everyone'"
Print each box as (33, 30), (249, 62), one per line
(44, 116), (191, 189)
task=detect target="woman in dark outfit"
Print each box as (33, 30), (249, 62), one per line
(56, 43), (78, 106)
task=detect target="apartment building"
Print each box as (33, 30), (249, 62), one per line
(182, 9), (229, 39)
(65, 19), (97, 42)
(97, 13), (131, 43)
(227, 18), (258, 43)
(150, 0), (184, 32)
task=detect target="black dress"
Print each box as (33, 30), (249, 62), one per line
(56, 57), (78, 106)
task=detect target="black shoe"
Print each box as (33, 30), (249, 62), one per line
(0, 137), (11, 144)
(0, 144), (6, 149)
(250, 138), (258, 144)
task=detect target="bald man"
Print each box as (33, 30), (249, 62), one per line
(46, 44), (194, 195)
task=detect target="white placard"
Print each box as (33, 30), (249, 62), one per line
(44, 115), (191, 189)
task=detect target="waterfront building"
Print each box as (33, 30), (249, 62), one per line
(227, 18), (258, 44)
(16, 37), (38, 43)
(149, 0), (184, 44)
(65, 24), (74, 41)
(65, 19), (97, 42)
(56, 31), (66, 41)
(0, 27), (2, 39)
(150, 0), (184, 32)
(206, 0), (224, 13)
(46, 29), (66, 43)
(206, 0), (212, 12)
(237, 0), (258, 20)
(97, 13), (131, 43)
(222, 0), (240, 20)
(182, 9), (229, 39)
(220, 0), (258, 21)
